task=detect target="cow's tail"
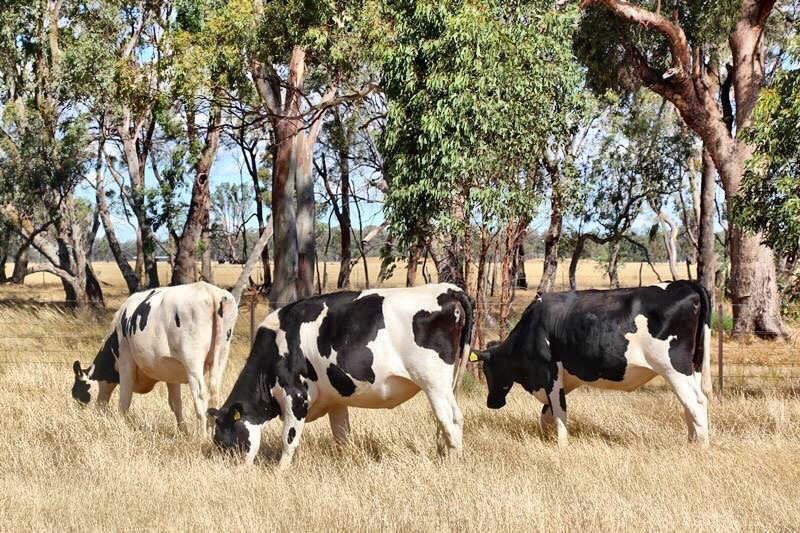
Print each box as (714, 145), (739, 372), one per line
(692, 282), (713, 398)
(452, 290), (475, 393)
(207, 287), (239, 408)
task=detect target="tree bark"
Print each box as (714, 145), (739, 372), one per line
(696, 147), (717, 299)
(406, 244), (420, 287)
(568, 235), (587, 291)
(11, 245), (29, 284)
(96, 140), (139, 294)
(538, 175), (563, 293)
(269, 120), (300, 306)
(499, 220), (529, 335)
(171, 105), (222, 286)
(607, 239), (621, 289)
(201, 220), (214, 283)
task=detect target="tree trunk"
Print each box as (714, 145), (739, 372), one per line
(499, 221), (528, 335)
(201, 220), (214, 283)
(96, 152), (139, 294)
(696, 147), (717, 300)
(655, 207), (680, 280)
(296, 134), (316, 299)
(11, 245), (29, 284)
(538, 175), (562, 293)
(337, 161), (352, 289)
(569, 235), (588, 290)
(269, 122), (299, 307)
(172, 107), (221, 286)
(134, 233), (145, 284)
(406, 244), (420, 287)
(607, 239), (621, 289)
(0, 232), (8, 283)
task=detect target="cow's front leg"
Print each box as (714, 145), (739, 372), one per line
(328, 405), (350, 444)
(117, 359), (135, 418)
(547, 363), (568, 447)
(540, 404), (554, 434)
(275, 388), (308, 470)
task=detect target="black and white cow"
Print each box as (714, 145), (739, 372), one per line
(472, 281), (711, 445)
(71, 282), (238, 436)
(208, 283), (473, 468)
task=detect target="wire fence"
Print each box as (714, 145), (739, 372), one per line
(0, 294), (798, 394)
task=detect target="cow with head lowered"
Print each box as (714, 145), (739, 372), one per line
(472, 281), (711, 446)
(208, 283), (473, 469)
(71, 282), (238, 436)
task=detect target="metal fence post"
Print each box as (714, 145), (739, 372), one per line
(717, 289), (724, 398)
(249, 294), (256, 347)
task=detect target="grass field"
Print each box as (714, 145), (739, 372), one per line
(1, 260), (799, 530)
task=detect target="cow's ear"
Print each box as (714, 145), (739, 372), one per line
(469, 350), (491, 363)
(73, 360), (83, 377)
(207, 407), (222, 420)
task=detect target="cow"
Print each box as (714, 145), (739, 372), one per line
(207, 283), (473, 469)
(471, 281), (711, 446)
(71, 282), (238, 436)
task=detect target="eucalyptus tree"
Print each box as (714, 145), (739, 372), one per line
(733, 34), (800, 301)
(575, 0), (792, 337)
(0, 0), (104, 306)
(380, 0), (584, 332)
(246, 0), (380, 305)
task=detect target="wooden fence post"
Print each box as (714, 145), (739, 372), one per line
(717, 289), (724, 398)
(249, 293), (256, 347)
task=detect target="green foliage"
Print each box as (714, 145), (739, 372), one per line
(574, 1), (740, 97)
(380, 0), (585, 247)
(733, 38), (800, 263)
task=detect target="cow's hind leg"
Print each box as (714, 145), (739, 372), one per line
(167, 383), (187, 434)
(663, 370), (709, 446)
(328, 405), (350, 444)
(424, 387), (463, 460)
(540, 404), (554, 434)
(187, 369), (210, 438)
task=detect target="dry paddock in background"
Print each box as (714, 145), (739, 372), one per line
(1, 262), (799, 531)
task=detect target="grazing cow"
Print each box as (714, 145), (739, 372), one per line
(208, 283), (473, 468)
(71, 282), (238, 436)
(471, 281), (711, 445)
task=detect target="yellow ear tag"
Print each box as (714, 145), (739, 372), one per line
(233, 410), (241, 421)
(468, 352), (479, 363)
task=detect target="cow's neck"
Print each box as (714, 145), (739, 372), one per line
(89, 330), (121, 384)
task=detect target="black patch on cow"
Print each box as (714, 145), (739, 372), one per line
(287, 427), (296, 444)
(412, 291), (464, 364)
(315, 292), (384, 385)
(175, 312), (181, 328)
(326, 364), (357, 396)
(303, 360), (318, 382)
(120, 290), (158, 338)
(90, 329), (121, 384)
(71, 378), (91, 404)
(559, 389), (566, 411)
(218, 300), (224, 317)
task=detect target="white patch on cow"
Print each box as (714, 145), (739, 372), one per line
(275, 328), (289, 357)
(545, 338), (550, 346)
(653, 282), (671, 290)
(624, 314), (675, 368)
(242, 421), (262, 465)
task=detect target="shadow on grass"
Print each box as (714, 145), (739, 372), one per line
(468, 410), (629, 446)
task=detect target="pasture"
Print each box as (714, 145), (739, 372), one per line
(1, 263), (799, 531)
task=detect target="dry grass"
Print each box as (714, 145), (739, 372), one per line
(2, 261), (800, 530)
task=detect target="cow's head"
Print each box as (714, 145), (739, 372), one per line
(208, 399), (279, 463)
(71, 360), (99, 406)
(471, 340), (515, 409)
